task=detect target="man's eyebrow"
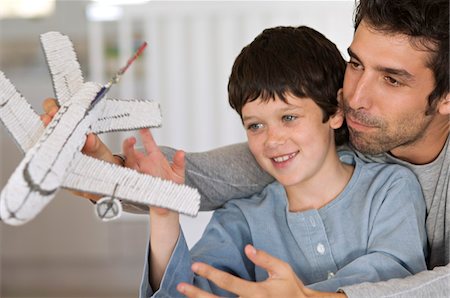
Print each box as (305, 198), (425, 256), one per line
(375, 66), (415, 82)
(347, 48), (360, 61)
(347, 47), (415, 82)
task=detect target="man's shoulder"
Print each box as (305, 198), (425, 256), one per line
(339, 150), (420, 190)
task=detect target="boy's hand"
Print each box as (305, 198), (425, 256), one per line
(177, 245), (346, 298)
(123, 128), (185, 214)
(123, 128), (185, 184)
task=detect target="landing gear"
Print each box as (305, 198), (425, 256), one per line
(95, 196), (123, 222)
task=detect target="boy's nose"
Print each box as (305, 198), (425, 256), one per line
(265, 127), (286, 148)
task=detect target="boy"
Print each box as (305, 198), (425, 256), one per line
(130, 26), (427, 297)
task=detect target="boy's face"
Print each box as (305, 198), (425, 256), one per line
(342, 20), (449, 161)
(242, 94), (343, 188)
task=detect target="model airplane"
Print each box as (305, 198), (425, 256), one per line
(0, 31), (200, 226)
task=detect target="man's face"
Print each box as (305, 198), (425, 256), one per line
(242, 95), (342, 188)
(342, 20), (438, 158)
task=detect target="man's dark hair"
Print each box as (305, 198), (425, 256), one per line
(228, 26), (348, 145)
(354, 0), (449, 110)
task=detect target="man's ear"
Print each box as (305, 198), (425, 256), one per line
(437, 93), (450, 115)
(330, 89), (345, 129)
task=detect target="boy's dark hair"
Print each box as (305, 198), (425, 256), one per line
(228, 26), (348, 145)
(354, 0), (449, 111)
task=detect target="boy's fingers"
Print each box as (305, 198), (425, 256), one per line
(139, 129), (159, 155)
(244, 244), (291, 279)
(172, 150), (185, 178)
(191, 262), (254, 296)
(177, 283), (219, 298)
(123, 137), (138, 167)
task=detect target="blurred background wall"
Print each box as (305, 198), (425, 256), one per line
(0, 1), (354, 297)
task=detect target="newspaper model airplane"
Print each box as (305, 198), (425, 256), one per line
(0, 31), (200, 226)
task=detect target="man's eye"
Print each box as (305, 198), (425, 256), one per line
(348, 60), (362, 70)
(282, 115), (297, 122)
(384, 76), (401, 87)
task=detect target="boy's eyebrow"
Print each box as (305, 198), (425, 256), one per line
(242, 106), (304, 122)
(347, 47), (415, 82)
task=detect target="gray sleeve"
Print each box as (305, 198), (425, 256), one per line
(122, 142), (274, 213)
(339, 264), (450, 298)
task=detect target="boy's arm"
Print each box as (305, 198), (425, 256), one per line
(122, 129), (184, 290)
(141, 203), (255, 297)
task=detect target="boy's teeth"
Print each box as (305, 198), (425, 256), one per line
(273, 152), (296, 163)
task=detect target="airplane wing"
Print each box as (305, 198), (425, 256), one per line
(90, 98), (162, 134)
(61, 152), (200, 216)
(0, 71), (45, 153)
(40, 31), (84, 106)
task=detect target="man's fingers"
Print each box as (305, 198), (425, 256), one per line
(244, 244), (291, 279)
(40, 114), (52, 126)
(177, 282), (220, 298)
(191, 262), (254, 296)
(43, 98), (58, 113)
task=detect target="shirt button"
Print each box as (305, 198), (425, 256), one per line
(316, 243), (325, 255)
(327, 271), (335, 279)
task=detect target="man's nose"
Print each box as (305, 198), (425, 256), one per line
(347, 71), (374, 110)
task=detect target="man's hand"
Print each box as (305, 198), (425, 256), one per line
(40, 98), (120, 201)
(177, 244), (346, 298)
(41, 98), (116, 162)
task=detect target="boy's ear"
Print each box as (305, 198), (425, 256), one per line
(336, 88), (343, 104)
(330, 108), (344, 129)
(330, 89), (345, 129)
(437, 93), (450, 115)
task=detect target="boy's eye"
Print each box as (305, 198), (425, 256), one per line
(282, 115), (297, 122)
(247, 123), (263, 131)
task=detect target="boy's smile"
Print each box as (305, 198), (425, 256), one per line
(271, 151), (299, 168)
(242, 94), (346, 197)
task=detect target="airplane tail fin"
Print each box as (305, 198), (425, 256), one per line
(40, 31), (84, 106)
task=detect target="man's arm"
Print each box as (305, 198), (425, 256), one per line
(339, 264), (450, 298)
(161, 144), (273, 210)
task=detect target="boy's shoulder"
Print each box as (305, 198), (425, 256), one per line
(223, 181), (286, 213)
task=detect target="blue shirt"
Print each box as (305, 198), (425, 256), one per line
(141, 151), (427, 297)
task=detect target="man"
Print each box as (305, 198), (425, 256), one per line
(41, 0), (449, 296)
(176, 0), (450, 296)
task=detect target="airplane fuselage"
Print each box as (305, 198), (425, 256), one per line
(0, 82), (101, 225)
